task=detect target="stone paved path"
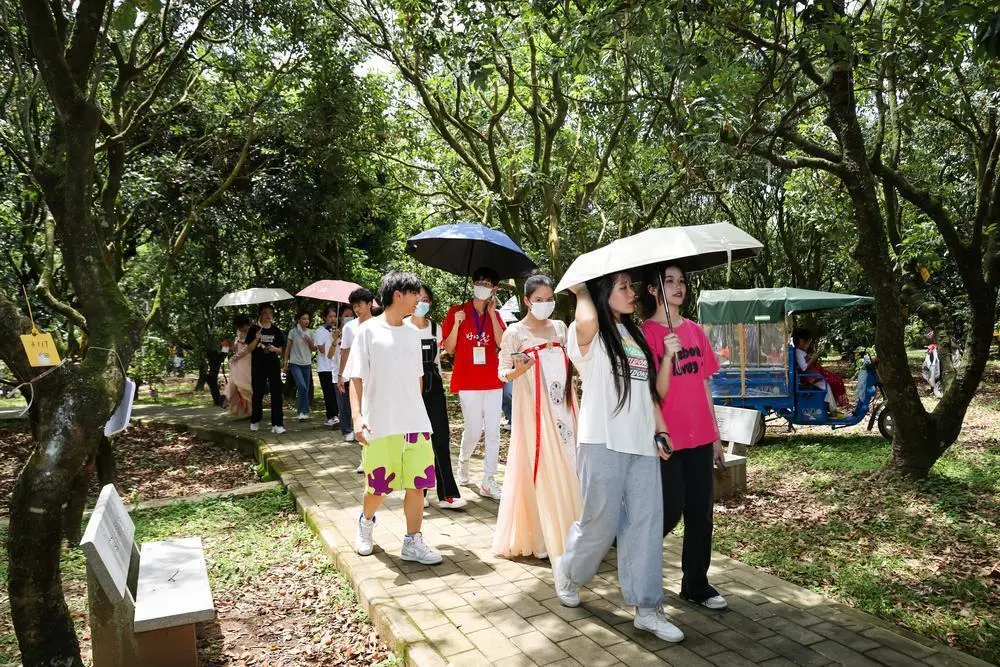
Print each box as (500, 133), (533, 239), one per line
(134, 404), (991, 667)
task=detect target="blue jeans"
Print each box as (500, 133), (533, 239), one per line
(336, 383), (353, 435)
(560, 443), (664, 608)
(502, 381), (513, 423)
(289, 364), (312, 415)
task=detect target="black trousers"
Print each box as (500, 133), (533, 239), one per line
(423, 371), (461, 501)
(251, 360), (284, 427)
(318, 371), (339, 420)
(662, 442), (717, 602)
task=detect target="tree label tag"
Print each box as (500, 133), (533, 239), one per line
(20, 331), (61, 367)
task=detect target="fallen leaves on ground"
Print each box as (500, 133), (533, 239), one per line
(198, 514), (396, 666)
(0, 422), (259, 515)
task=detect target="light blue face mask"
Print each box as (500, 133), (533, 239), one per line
(414, 302), (432, 317)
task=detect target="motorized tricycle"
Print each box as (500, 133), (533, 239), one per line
(697, 287), (893, 443)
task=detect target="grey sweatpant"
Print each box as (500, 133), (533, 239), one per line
(560, 443), (664, 608)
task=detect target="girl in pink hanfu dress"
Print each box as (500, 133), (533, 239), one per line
(225, 314), (253, 418)
(493, 275), (582, 560)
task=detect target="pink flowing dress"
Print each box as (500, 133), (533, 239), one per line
(226, 334), (252, 418)
(493, 319), (582, 559)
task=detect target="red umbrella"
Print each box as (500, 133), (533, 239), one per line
(297, 280), (363, 303)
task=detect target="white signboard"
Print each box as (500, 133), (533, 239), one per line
(103, 377), (135, 437)
(715, 405), (760, 445)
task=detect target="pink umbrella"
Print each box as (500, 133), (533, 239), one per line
(297, 280), (363, 303)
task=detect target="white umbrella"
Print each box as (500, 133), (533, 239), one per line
(214, 288), (294, 308)
(554, 223), (763, 294)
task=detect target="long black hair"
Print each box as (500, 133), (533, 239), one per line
(584, 272), (660, 414)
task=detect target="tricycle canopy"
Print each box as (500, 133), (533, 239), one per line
(698, 287), (874, 325)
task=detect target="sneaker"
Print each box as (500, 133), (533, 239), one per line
(297, 412), (308, 422)
(500, 420), (511, 431)
(478, 477), (502, 500)
(250, 422), (260, 432)
(401, 533), (442, 565)
(344, 431), (356, 443)
(438, 497), (467, 510)
(553, 559), (580, 607)
(356, 514), (375, 556)
(272, 425), (286, 435)
(695, 595), (728, 610)
(457, 459), (470, 485)
(634, 606), (685, 643)
(536, 551), (548, 560)
(423, 495), (430, 508)
(325, 418), (335, 427)
(356, 462), (365, 474)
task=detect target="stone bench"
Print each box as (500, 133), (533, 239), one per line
(81, 484), (215, 667)
(712, 405), (759, 500)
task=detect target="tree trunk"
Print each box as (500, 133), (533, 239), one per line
(816, 7), (938, 478)
(96, 434), (115, 487)
(7, 365), (119, 667)
(203, 349), (225, 406)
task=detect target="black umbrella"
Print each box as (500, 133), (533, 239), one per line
(406, 223), (538, 279)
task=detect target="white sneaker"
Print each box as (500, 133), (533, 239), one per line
(457, 459), (470, 485)
(423, 495), (430, 508)
(698, 595), (728, 610)
(272, 425), (286, 435)
(356, 462), (365, 474)
(401, 533), (442, 565)
(250, 422), (260, 432)
(344, 432), (356, 442)
(500, 421), (511, 431)
(438, 497), (467, 510)
(297, 412), (308, 421)
(325, 418), (335, 427)
(634, 606), (685, 643)
(356, 514), (375, 556)
(553, 559), (580, 607)
(478, 477), (502, 500)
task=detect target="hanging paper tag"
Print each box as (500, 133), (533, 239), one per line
(20, 331), (61, 367)
(472, 346), (487, 365)
(104, 377), (136, 437)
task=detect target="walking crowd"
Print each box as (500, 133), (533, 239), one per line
(223, 257), (735, 645)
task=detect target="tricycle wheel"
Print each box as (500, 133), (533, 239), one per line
(877, 406), (894, 440)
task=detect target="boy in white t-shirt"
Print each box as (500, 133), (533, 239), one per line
(348, 272), (441, 565)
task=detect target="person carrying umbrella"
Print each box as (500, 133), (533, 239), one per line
(640, 264), (729, 611)
(442, 266), (507, 500)
(553, 272), (683, 644)
(246, 303), (287, 434)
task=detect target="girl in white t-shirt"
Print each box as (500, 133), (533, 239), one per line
(555, 271), (685, 644)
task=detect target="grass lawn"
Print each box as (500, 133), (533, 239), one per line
(716, 427), (999, 663)
(0, 489), (398, 666)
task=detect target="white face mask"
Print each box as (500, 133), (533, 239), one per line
(530, 301), (556, 320)
(414, 302), (431, 317)
(473, 285), (493, 301)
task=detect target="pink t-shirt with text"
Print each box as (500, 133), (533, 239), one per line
(642, 318), (721, 450)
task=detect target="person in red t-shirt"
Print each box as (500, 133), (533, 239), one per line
(442, 266), (507, 499)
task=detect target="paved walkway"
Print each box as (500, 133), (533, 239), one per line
(134, 404), (990, 667)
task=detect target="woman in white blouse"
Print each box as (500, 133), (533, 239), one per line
(493, 275), (581, 560)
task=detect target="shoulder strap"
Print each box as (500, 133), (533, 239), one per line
(431, 320), (437, 337)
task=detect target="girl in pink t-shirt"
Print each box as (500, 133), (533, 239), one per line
(640, 264), (728, 612)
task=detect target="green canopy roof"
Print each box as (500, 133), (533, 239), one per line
(698, 288), (874, 324)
